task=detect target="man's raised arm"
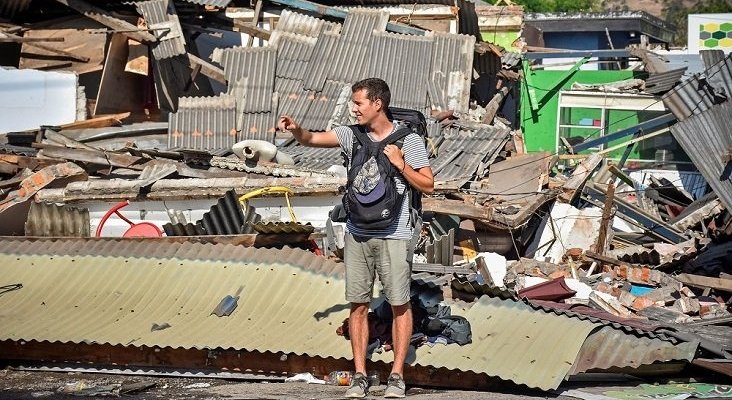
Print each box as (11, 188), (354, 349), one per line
(277, 116), (340, 148)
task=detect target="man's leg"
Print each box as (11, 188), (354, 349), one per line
(390, 302), (412, 375)
(349, 302), (370, 374)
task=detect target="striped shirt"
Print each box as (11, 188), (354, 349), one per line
(334, 122), (430, 240)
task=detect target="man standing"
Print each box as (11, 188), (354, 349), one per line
(278, 78), (434, 398)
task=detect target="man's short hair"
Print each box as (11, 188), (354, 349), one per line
(352, 78), (391, 109)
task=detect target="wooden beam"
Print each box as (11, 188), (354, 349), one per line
(559, 153), (603, 203)
(594, 182), (615, 255)
(423, 197), (492, 222)
(187, 53), (226, 85)
(53, 0), (156, 43)
(247, 0), (264, 47)
(232, 20), (271, 41)
(0, 36), (64, 43)
(0, 31), (89, 62)
(676, 273), (732, 292)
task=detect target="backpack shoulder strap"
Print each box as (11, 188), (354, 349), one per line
(385, 127), (412, 148)
(349, 125), (370, 145)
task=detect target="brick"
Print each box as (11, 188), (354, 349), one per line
(618, 291), (637, 308)
(675, 297), (700, 315)
(632, 296), (655, 310)
(549, 270), (570, 280)
(565, 248), (583, 260)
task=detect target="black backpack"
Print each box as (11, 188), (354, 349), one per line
(345, 125), (412, 230)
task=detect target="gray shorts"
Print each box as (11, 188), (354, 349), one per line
(344, 233), (411, 306)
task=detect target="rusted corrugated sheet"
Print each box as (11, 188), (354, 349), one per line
(669, 101), (732, 211)
(662, 53), (732, 121)
(569, 325), (697, 374)
(0, 258), (598, 391)
(430, 32), (475, 113)
(136, 0), (186, 59)
(0, 239), (343, 276)
(168, 95), (238, 150)
(24, 202), (90, 237)
(250, 221), (315, 234)
(220, 47), (277, 114)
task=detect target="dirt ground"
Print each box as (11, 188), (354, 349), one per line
(0, 368), (579, 400)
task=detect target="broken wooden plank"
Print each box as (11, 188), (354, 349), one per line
(0, 31), (90, 62)
(187, 53), (226, 85)
(0, 162), (87, 214)
(559, 153), (603, 203)
(53, 0), (156, 43)
(594, 182), (615, 255)
(676, 273), (732, 292)
(232, 20), (271, 41)
(0, 36), (64, 42)
(58, 112), (131, 130)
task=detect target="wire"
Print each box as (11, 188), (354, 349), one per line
(0, 284), (22, 296)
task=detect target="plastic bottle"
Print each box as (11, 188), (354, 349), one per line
(325, 371), (353, 386)
(325, 371), (380, 386)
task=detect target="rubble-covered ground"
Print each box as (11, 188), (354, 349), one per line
(0, 369), (578, 400)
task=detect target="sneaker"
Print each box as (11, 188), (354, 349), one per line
(384, 373), (406, 398)
(344, 372), (370, 398)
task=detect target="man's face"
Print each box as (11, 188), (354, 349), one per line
(351, 89), (381, 125)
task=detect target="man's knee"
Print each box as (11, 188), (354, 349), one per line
(350, 302), (369, 317)
(391, 302), (411, 317)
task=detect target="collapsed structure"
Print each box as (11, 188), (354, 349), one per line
(0, 0), (730, 394)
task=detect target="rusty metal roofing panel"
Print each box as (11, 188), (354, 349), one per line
(0, 239), (344, 276)
(168, 95), (238, 150)
(220, 47), (277, 113)
(430, 32), (475, 113)
(370, 31), (433, 111)
(275, 9), (341, 38)
(430, 124), (511, 189)
(24, 202), (90, 237)
(136, 0), (186, 59)
(0, 258), (594, 390)
(569, 325), (697, 375)
(662, 53), (732, 121)
(644, 67), (686, 95)
(669, 101), (732, 211)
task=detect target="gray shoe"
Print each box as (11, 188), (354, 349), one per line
(384, 373), (406, 398)
(344, 372), (370, 398)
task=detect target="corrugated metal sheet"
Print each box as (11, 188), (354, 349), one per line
(662, 53), (732, 121)
(0, 239), (343, 276)
(700, 49), (725, 70)
(250, 221), (315, 234)
(272, 32), (317, 81)
(220, 47), (277, 113)
(370, 31), (433, 111)
(180, 0), (230, 6)
(429, 32), (475, 113)
(669, 101), (732, 212)
(0, 258), (597, 391)
(24, 202), (90, 237)
(644, 67), (686, 95)
(569, 325), (697, 374)
(304, 10), (389, 92)
(278, 143), (344, 170)
(208, 156), (335, 177)
(0, 0), (31, 17)
(275, 78), (346, 132)
(198, 189), (250, 235)
(275, 9), (341, 38)
(238, 112), (277, 142)
(168, 95), (238, 150)
(430, 124), (511, 189)
(136, 0), (186, 59)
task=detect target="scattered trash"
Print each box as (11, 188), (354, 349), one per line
(284, 372), (326, 384)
